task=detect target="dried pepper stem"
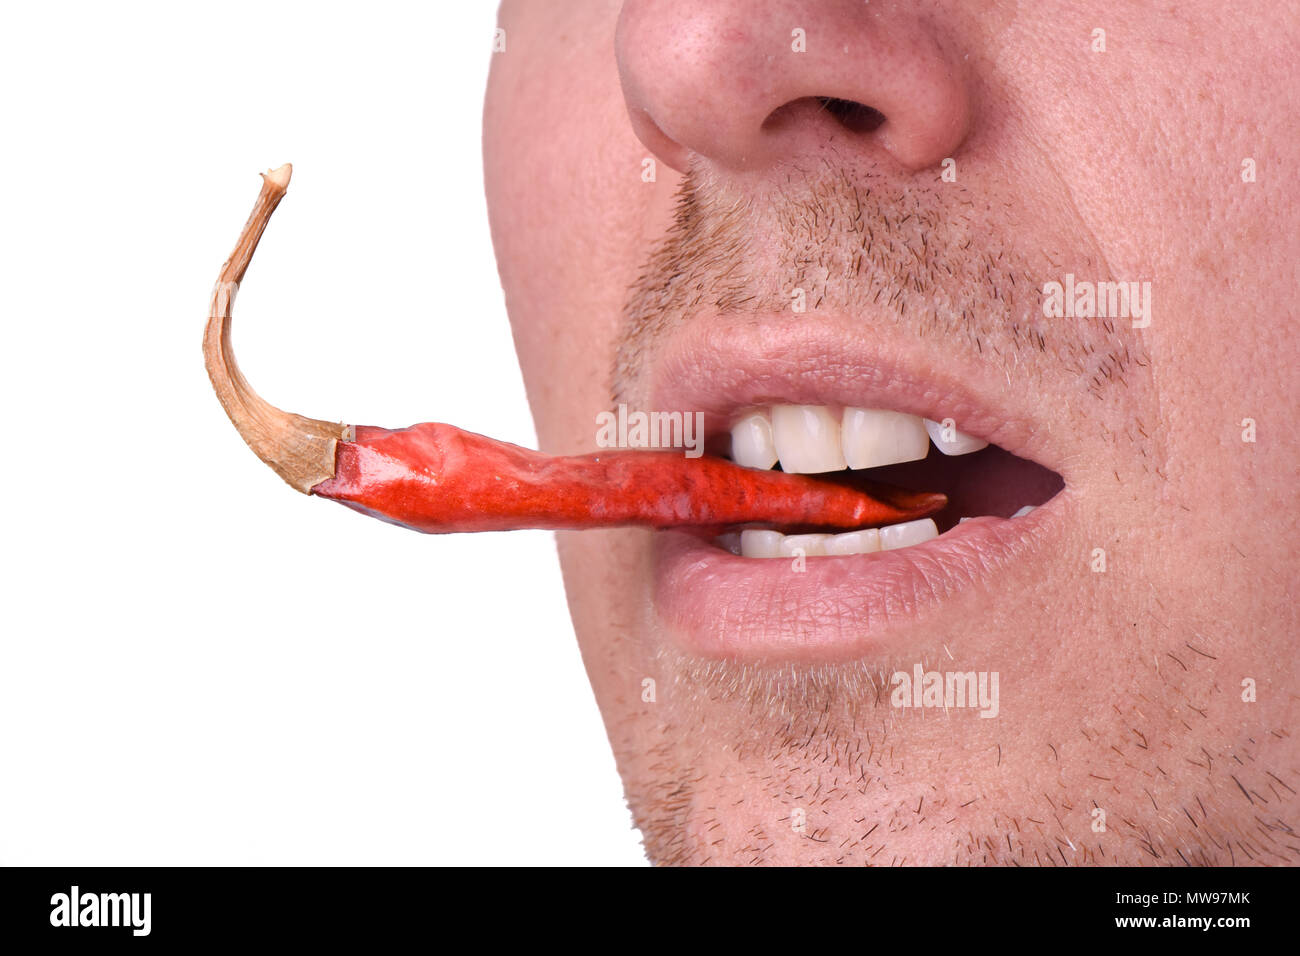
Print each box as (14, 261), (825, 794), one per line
(203, 164), (351, 493)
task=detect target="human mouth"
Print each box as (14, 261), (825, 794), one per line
(645, 316), (1070, 659)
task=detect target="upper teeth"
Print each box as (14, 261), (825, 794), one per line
(732, 405), (986, 473)
(924, 417), (990, 456)
(730, 410), (779, 470)
(771, 405), (845, 473)
(843, 407), (930, 469)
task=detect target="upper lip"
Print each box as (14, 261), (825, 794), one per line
(647, 311), (1071, 483)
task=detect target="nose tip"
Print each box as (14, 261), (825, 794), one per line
(616, 0), (972, 174)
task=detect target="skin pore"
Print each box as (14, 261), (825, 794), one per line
(483, 1), (1299, 864)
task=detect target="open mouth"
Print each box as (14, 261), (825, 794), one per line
(642, 315), (1075, 659)
(709, 403), (1064, 558)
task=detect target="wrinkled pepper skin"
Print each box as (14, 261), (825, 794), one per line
(311, 423), (946, 534)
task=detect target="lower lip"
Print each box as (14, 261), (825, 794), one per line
(650, 502), (1063, 660)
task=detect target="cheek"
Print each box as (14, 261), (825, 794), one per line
(484, 3), (680, 453)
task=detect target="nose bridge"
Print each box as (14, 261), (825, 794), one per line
(616, 0), (972, 173)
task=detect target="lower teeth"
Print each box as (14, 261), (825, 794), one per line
(725, 504), (1040, 557)
(735, 518), (937, 558)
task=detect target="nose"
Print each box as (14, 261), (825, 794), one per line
(615, 0), (972, 173)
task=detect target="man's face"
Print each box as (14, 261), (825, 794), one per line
(483, 0), (1299, 865)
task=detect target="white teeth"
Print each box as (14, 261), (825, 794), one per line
(841, 408), (930, 469)
(779, 534), (829, 557)
(733, 510), (1030, 558)
(823, 528), (881, 555)
(735, 523), (927, 558)
(733, 406), (991, 470)
(923, 418), (989, 456)
(770, 405), (846, 473)
(879, 518), (939, 551)
(735, 406), (987, 470)
(740, 529), (784, 558)
(730, 409), (778, 470)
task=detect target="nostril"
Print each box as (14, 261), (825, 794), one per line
(817, 96), (886, 134)
(760, 96), (887, 137)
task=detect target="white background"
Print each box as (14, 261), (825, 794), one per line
(0, 2), (645, 865)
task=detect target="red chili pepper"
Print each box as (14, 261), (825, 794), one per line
(311, 423), (942, 532)
(205, 167), (945, 535)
